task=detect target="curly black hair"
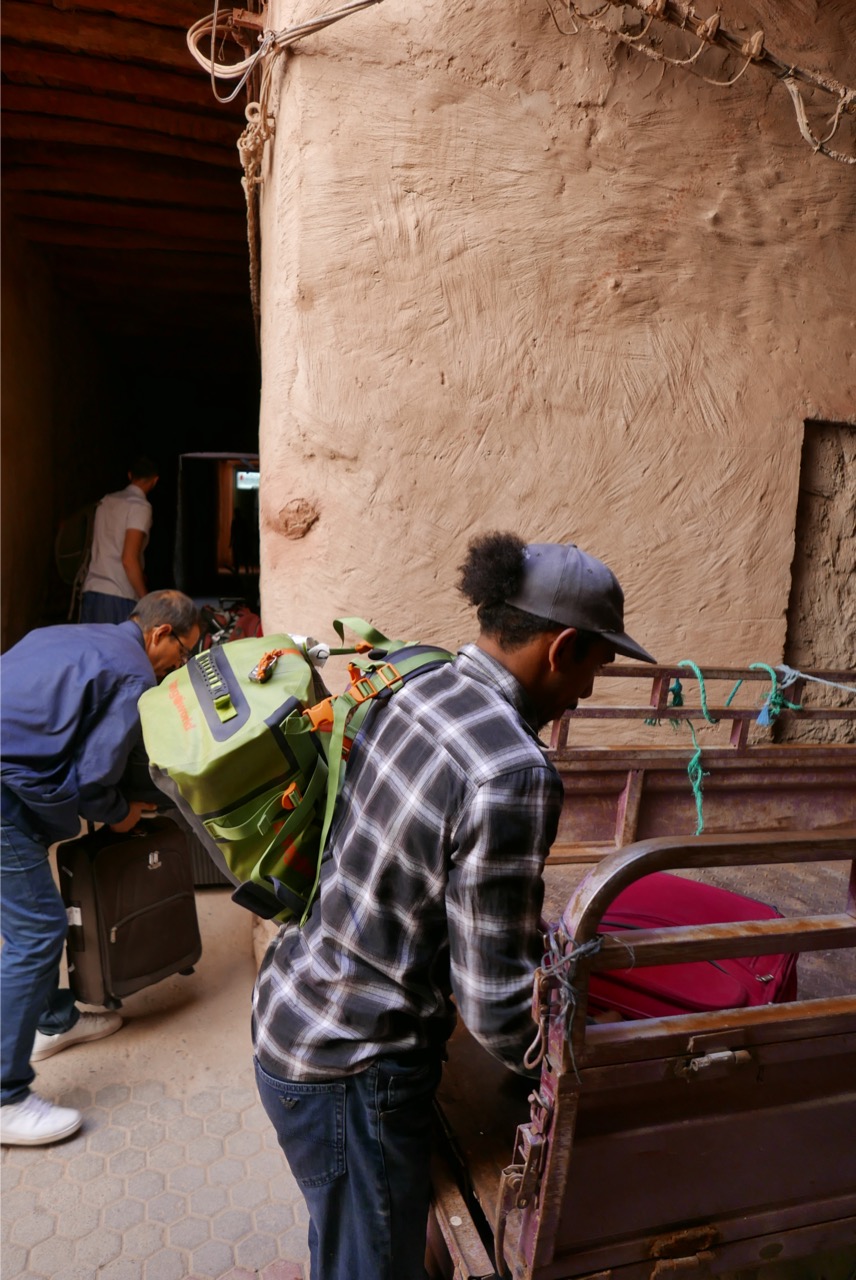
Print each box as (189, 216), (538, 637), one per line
(458, 531), (599, 654)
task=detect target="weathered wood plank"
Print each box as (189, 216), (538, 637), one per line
(20, 219), (246, 258)
(1, 45), (238, 113)
(2, 165), (241, 213)
(581, 997), (856, 1068)
(564, 830), (856, 945)
(38, 247), (249, 289)
(1, 3), (200, 70)
(589, 914), (856, 971)
(1, 138), (234, 181)
(26, 0), (210, 31)
(0, 114), (237, 168)
(8, 192), (246, 243)
(1, 86), (238, 148)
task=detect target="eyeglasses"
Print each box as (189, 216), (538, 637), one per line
(171, 632), (194, 665)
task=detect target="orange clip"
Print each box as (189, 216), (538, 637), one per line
(305, 697), (335, 734)
(281, 782), (301, 811)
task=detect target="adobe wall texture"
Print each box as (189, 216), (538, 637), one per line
(257, 0), (855, 671)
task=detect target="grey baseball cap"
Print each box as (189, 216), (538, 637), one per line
(504, 542), (656, 663)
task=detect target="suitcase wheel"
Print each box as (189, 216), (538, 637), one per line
(104, 997), (122, 1011)
(179, 968), (195, 976)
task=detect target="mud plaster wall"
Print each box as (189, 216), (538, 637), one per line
(257, 0), (855, 677)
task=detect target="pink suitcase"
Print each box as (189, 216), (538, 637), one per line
(587, 872), (798, 1019)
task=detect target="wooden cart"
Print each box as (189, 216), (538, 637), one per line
(428, 667), (856, 1280)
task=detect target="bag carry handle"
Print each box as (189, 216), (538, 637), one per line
(332, 618), (392, 650)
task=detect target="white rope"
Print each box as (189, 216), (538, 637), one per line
(559, 0), (856, 164)
(783, 77), (856, 165)
(777, 665), (856, 696)
(187, 0), (384, 87)
(185, 0), (386, 338)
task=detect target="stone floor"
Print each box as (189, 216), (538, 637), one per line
(1, 889), (310, 1280)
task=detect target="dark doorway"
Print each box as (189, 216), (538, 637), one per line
(781, 420), (855, 745)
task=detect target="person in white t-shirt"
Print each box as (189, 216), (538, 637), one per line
(80, 456), (159, 625)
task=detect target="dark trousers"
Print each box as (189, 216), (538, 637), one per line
(254, 1049), (442, 1280)
(80, 592), (136, 624)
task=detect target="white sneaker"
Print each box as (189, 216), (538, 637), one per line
(1, 1093), (82, 1146)
(31, 1011), (123, 1063)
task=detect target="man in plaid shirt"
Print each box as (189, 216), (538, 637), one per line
(253, 532), (654, 1280)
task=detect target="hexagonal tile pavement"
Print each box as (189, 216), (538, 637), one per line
(1, 1073), (308, 1280)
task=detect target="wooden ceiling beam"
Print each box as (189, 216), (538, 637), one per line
(47, 263), (250, 299)
(2, 86), (239, 148)
(45, 289), (250, 325)
(1, 138), (235, 183)
(20, 219), (247, 258)
(7, 192), (247, 243)
(26, 0), (217, 33)
(1, 113), (238, 168)
(3, 165), (242, 213)
(2, 3), (204, 72)
(1, 44), (243, 115)
(34, 240), (248, 277)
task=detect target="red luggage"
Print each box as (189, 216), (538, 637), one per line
(587, 872), (798, 1019)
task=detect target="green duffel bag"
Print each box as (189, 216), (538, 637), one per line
(138, 621), (452, 923)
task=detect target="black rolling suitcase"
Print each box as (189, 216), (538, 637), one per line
(57, 817), (202, 1009)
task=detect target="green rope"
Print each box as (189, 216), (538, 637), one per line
(676, 662), (717, 834)
(678, 660), (718, 722)
(750, 662), (803, 725)
(685, 720), (708, 836)
(643, 660), (806, 834)
(724, 678), (743, 707)
(644, 677), (684, 727)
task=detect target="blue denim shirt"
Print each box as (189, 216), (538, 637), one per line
(1, 619), (155, 842)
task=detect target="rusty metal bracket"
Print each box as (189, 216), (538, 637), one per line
(675, 1048), (753, 1079)
(649, 1225), (718, 1275)
(493, 1108), (551, 1279)
(230, 8), (266, 32)
(514, 1126), (546, 1208)
(222, 8), (267, 55)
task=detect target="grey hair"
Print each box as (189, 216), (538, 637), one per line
(131, 590), (199, 636)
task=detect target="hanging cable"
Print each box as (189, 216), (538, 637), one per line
(556, 0), (856, 163)
(187, 0), (385, 90)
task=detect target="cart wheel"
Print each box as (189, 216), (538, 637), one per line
(179, 967), (195, 976)
(104, 997), (122, 1011)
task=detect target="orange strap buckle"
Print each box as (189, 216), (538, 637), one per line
(349, 663), (402, 705)
(305, 697), (335, 733)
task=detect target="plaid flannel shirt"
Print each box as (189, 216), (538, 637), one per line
(252, 643), (563, 1082)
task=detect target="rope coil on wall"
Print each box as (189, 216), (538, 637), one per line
(186, 0), (386, 340)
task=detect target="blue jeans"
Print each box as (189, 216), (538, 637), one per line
(254, 1049), (443, 1280)
(1, 813), (79, 1105)
(80, 592), (136, 625)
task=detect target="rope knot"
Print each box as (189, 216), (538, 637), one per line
(742, 30), (765, 60)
